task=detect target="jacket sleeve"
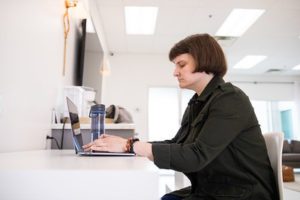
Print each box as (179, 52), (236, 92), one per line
(152, 89), (255, 173)
(168, 186), (191, 198)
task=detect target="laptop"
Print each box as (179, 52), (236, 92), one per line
(66, 97), (135, 156)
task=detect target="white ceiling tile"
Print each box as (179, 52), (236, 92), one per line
(92, 0), (300, 75)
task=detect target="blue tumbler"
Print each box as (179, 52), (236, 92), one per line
(89, 104), (105, 141)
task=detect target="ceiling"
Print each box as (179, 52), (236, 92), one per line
(92, 0), (300, 75)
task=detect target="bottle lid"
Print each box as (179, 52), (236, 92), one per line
(89, 104), (105, 116)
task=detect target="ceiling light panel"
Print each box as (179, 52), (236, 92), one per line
(233, 55), (267, 69)
(125, 6), (158, 35)
(216, 9), (265, 37)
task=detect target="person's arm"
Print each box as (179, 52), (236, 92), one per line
(136, 107), (190, 159)
(152, 88), (256, 173)
(82, 102), (189, 160)
(133, 141), (153, 160)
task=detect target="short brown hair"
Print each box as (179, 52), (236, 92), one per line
(169, 33), (227, 77)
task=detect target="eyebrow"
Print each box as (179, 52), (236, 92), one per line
(175, 60), (186, 65)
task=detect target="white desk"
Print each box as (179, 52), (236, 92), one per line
(0, 150), (159, 200)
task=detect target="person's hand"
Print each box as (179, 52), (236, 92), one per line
(82, 134), (127, 153)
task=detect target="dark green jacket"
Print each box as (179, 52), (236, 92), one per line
(152, 76), (278, 200)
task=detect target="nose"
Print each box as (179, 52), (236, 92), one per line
(173, 66), (179, 77)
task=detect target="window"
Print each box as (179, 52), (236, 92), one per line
(148, 88), (194, 141)
(148, 87), (180, 141)
(251, 101), (271, 134)
(251, 100), (295, 139)
(149, 87), (297, 141)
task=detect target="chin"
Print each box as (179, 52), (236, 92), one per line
(179, 84), (186, 89)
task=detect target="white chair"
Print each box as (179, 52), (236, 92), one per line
(263, 132), (284, 200)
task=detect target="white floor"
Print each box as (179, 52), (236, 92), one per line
(283, 173), (300, 199)
(159, 173), (300, 200)
(283, 188), (300, 200)
(158, 170), (175, 197)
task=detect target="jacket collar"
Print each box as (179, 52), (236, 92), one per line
(196, 75), (225, 102)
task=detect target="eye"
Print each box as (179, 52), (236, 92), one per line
(178, 62), (186, 68)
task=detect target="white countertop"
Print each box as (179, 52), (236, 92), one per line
(52, 123), (135, 130)
(0, 150), (159, 200)
(0, 150), (156, 171)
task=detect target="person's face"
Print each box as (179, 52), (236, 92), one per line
(173, 53), (205, 91)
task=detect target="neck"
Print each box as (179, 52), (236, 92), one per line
(196, 73), (215, 95)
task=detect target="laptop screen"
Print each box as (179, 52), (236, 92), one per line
(67, 98), (81, 135)
(66, 97), (84, 152)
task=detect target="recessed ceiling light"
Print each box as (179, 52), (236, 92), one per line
(216, 9), (265, 37)
(292, 64), (300, 70)
(125, 6), (158, 35)
(233, 55), (267, 69)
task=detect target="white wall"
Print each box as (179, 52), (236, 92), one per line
(83, 51), (103, 102)
(102, 53), (176, 140)
(103, 53), (300, 141)
(1, 0), (299, 151)
(0, 0), (80, 152)
(226, 75), (300, 101)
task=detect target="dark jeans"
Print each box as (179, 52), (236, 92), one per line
(161, 194), (183, 200)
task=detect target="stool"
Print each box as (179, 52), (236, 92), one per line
(282, 165), (295, 182)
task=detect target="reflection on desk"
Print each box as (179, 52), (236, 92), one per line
(0, 150), (159, 200)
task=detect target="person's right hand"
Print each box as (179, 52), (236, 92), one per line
(82, 134), (127, 153)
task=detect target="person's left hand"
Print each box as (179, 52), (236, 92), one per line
(82, 134), (127, 153)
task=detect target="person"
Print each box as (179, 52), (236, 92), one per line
(83, 33), (279, 200)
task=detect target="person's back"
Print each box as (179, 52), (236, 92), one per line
(186, 83), (278, 199)
(155, 78), (279, 200)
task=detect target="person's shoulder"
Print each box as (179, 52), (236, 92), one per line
(219, 82), (236, 92)
(213, 82), (251, 113)
(218, 82), (248, 98)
